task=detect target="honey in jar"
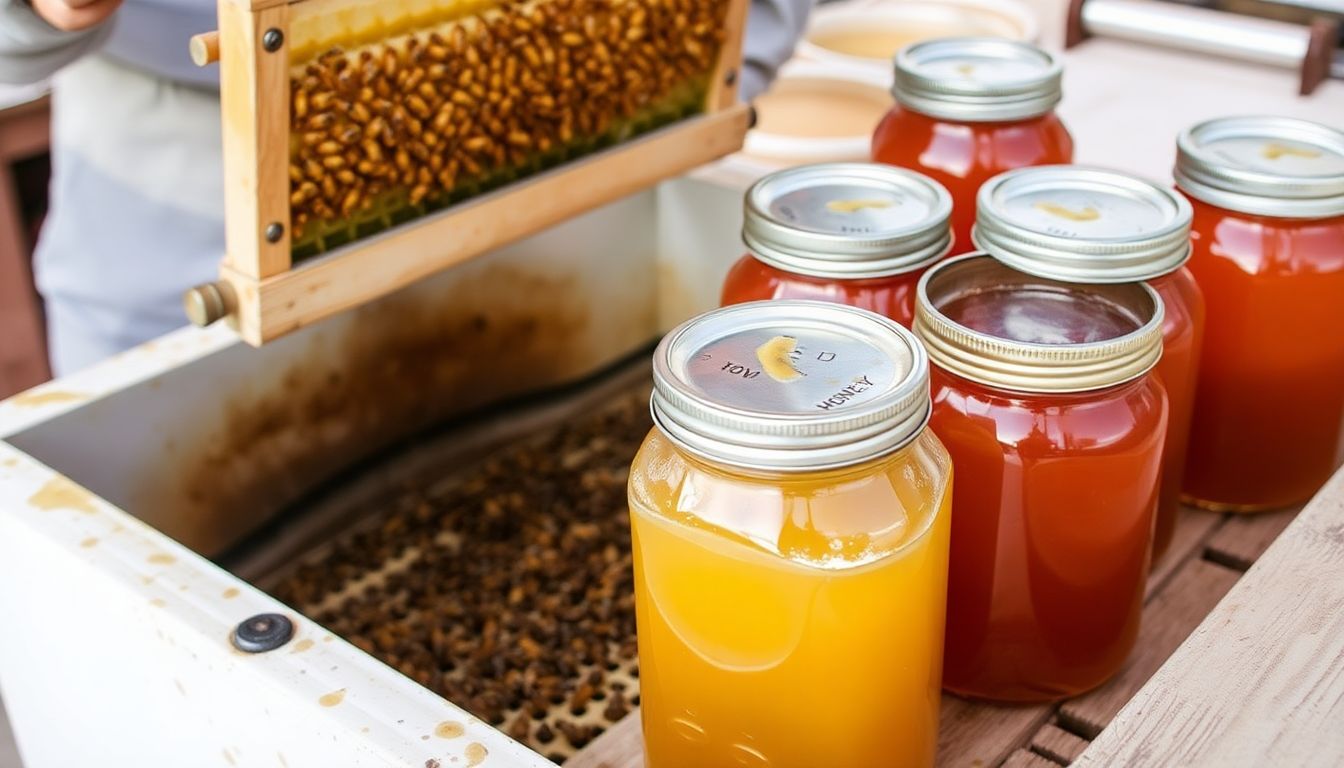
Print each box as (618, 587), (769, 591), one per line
(973, 165), (1204, 561)
(871, 38), (1073, 255)
(1176, 116), (1344, 512)
(914, 255), (1167, 702)
(629, 300), (953, 767)
(720, 163), (954, 326)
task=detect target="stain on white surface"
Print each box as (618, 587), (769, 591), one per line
(26, 478), (96, 515)
(5, 391), (88, 409)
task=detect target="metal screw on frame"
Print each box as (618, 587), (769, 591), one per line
(262, 28), (284, 53)
(232, 613), (295, 653)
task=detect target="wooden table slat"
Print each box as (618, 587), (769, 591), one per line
(567, 713), (644, 768)
(1203, 507), (1299, 572)
(937, 695), (1051, 768)
(1029, 723), (1090, 765)
(1058, 559), (1242, 739)
(1147, 507), (1224, 600)
(1001, 748), (1061, 768)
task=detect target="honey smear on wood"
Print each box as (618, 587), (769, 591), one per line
(287, 0), (730, 257)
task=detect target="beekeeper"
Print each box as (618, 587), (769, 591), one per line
(0, 0), (812, 375)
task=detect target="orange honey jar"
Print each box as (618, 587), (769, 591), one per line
(872, 38), (1073, 255)
(915, 255), (1167, 702)
(1176, 116), (1344, 512)
(721, 163), (954, 326)
(973, 165), (1204, 562)
(630, 300), (953, 767)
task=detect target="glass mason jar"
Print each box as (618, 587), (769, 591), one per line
(1176, 116), (1344, 512)
(871, 38), (1073, 255)
(630, 300), (953, 767)
(973, 165), (1204, 562)
(914, 255), (1167, 702)
(721, 163), (953, 327)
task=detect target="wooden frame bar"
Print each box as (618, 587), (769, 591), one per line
(222, 104), (750, 344)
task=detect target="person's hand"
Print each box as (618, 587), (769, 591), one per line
(29, 0), (122, 31)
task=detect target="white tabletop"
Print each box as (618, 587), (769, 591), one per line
(1058, 37), (1343, 181)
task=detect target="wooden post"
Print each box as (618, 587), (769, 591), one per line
(218, 0), (291, 280)
(706, 0), (750, 110)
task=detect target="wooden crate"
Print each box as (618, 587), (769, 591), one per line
(566, 486), (1335, 767)
(187, 0), (752, 345)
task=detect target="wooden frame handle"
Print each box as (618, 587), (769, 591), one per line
(189, 31), (221, 67)
(183, 281), (236, 326)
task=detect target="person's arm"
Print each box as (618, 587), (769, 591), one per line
(0, 0), (120, 85)
(739, 0), (813, 101)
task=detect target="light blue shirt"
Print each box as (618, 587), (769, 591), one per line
(0, 0), (812, 375)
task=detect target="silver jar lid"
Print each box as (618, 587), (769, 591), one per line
(651, 300), (931, 472)
(892, 38), (1062, 123)
(914, 254), (1164, 393)
(974, 165), (1192, 283)
(743, 163), (953, 279)
(1175, 116), (1344, 218)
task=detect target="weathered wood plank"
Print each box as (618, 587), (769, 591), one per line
(1075, 468), (1344, 767)
(1203, 506), (1299, 571)
(1029, 723), (1089, 765)
(1001, 748), (1060, 768)
(1147, 507), (1224, 599)
(567, 713), (643, 768)
(1058, 559), (1241, 739)
(938, 696), (1051, 768)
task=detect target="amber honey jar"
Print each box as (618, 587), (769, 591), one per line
(973, 165), (1203, 562)
(872, 38), (1073, 255)
(629, 300), (953, 767)
(914, 255), (1167, 702)
(720, 163), (953, 326)
(1175, 116), (1344, 512)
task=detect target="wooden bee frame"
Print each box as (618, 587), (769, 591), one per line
(189, 0), (752, 345)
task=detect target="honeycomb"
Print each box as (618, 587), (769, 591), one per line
(286, 0), (731, 256)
